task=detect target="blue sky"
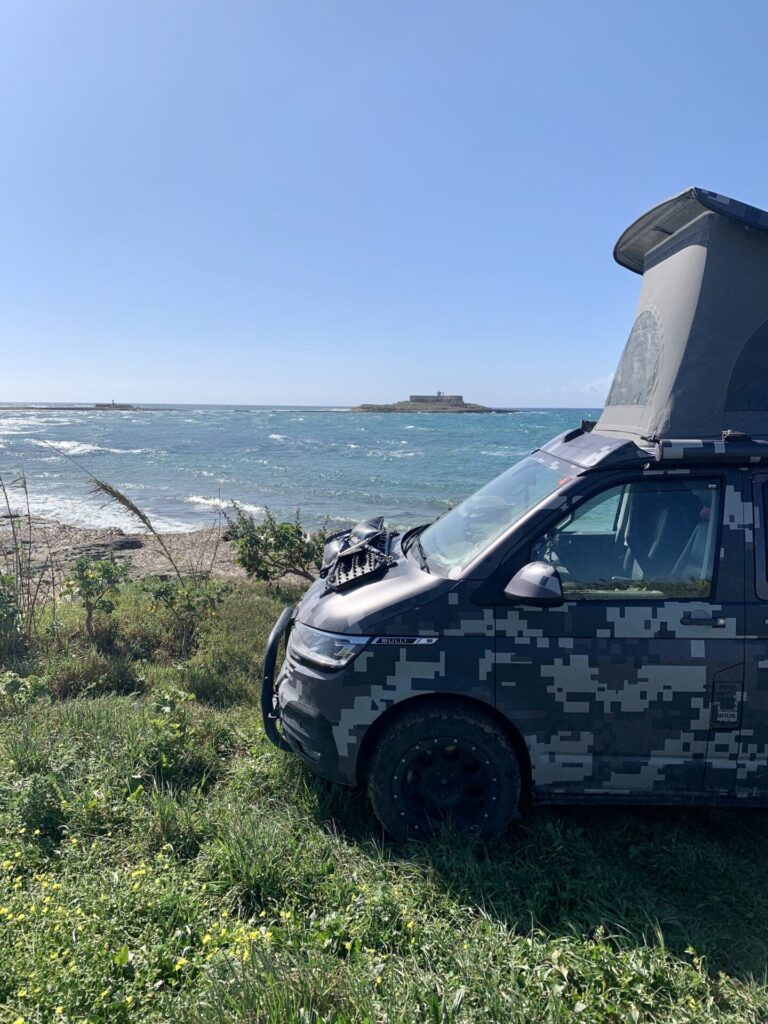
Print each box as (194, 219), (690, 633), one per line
(2, 1), (768, 407)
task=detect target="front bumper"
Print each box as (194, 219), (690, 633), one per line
(261, 606), (294, 752)
(274, 644), (356, 785)
(261, 606), (353, 784)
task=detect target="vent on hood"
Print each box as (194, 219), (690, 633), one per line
(321, 517), (396, 592)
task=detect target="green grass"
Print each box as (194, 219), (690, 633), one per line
(1, 581), (768, 1022)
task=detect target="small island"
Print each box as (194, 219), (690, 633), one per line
(352, 392), (516, 414)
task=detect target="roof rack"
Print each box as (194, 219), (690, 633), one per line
(654, 435), (768, 463)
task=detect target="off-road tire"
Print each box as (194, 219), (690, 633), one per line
(366, 700), (522, 840)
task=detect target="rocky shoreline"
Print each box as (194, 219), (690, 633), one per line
(0, 515), (249, 586)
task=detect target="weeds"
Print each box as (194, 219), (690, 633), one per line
(1, 579), (768, 1021)
(0, 472), (58, 658)
(1, 479), (767, 1020)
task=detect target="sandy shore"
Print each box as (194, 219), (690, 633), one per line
(0, 514), (251, 585)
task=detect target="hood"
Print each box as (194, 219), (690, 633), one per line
(298, 532), (453, 635)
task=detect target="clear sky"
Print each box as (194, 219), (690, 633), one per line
(2, 1), (768, 407)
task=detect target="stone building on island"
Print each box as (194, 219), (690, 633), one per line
(407, 392), (464, 406)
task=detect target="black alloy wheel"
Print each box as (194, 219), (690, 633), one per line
(367, 700), (522, 840)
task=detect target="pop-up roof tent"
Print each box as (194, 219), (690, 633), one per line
(595, 187), (768, 441)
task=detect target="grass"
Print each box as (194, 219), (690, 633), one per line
(1, 580), (768, 1022)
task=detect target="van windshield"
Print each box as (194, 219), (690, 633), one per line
(414, 455), (571, 578)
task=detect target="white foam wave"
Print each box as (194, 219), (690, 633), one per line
(1, 492), (189, 533)
(366, 449), (421, 459)
(30, 439), (149, 455)
(269, 434), (288, 441)
(185, 495), (229, 509)
(0, 416), (47, 434)
(236, 502), (266, 517)
(184, 495), (265, 517)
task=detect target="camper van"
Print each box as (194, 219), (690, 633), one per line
(263, 188), (768, 838)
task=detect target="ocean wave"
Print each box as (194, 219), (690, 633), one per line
(29, 440), (150, 456)
(269, 434), (288, 441)
(184, 496), (265, 517)
(0, 413), (88, 432)
(1, 492), (189, 533)
(0, 417), (47, 434)
(365, 449), (421, 459)
(184, 495), (230, 509)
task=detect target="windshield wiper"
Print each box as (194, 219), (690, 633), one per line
(410, 531), (430, 573)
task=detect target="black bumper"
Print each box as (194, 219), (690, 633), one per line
(261, 605), (294, 751)
(279, 698), (341, 778)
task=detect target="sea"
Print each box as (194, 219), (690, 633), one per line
(0, 405), (601, 533)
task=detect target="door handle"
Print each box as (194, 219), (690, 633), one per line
(680, 611), (726, 628)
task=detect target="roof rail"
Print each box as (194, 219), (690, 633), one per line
(654, 436), (768, 463)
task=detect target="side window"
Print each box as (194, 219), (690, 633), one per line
(559, 487), (621, 534)
(531, 478), (721, 600)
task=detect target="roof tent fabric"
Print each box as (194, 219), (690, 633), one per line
(596, 188), (768, 441)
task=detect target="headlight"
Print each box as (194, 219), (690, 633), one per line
(288, 622), (370, 670)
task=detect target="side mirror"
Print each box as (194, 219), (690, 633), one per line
(504, 561), (564, 606)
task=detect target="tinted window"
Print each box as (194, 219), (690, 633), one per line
(531, 478), (721, 599)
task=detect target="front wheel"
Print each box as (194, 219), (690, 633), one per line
(366, 700), (523, 840)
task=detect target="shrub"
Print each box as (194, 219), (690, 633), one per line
(0, 669), (47, 712)
(141, 577), (229, 658)
(227, 507), (327, 584)
(62, 553), (131, 641)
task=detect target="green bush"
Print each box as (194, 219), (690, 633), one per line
(228, 507), (327, 583)
(0, 669), (47, 713)
(141, 577), (229, 658)
(62, 553), (131, 642)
